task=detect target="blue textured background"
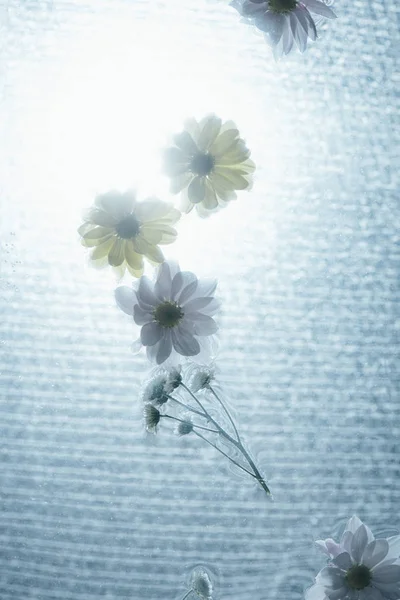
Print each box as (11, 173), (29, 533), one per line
(0, 1), (399, 598)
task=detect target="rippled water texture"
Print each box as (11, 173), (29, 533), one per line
(0, 1), (399, 598)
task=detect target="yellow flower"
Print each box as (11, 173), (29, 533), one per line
(78, 190), (180, 277)
(163, 115), (255, 217)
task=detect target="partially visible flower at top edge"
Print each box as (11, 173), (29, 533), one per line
(230, 0), (337, 59)
(306, 516), (400, 600)
(190, 569), (213, 600)
(186, 362), (217, 393)
(115, 260), (220, 365)
(78, 190), (180, 278)
(163, 115), (255, 217)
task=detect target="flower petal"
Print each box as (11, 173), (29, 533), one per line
(174, 131), (198, 156)
(141, 322), (163, 346)
(362, 540), (389, 569)
(387, 536), (400, 559)
(133, 304), (153, 326)
(303, 0), (337, 18)
(81, 225), (114, 240)
(171, 271), (192, 300)
(171, 326), (201, 356)
(108, 238), (125, 267)
(316, 539), (343, 558)
(183, 297), (216, 313)
(115, 286), (135, 316)
(170, 172), (193, 194)
(155, 261), (172, 300)
(210, 128), (239, 157)
(135, 198), (174, 223)
(155, 331), (173, 364)
(305, 584), (327, 600)
(134, 236), (164, 263)
(188, 176), (206, 204)
(85, 208), (116, 227)
(95, 190), (134, 220)
(90, 236), (115, 260)
(372, 565), (400, 583)
(163, 147), (189, 176)
(189, 313), (218, 336)
(316, 566), (344, 588)
(137, 276), (158, 308)
(195, 278), (217, 299)
(178, 278), (199, 305)
(124, 241), (143, 271)
(332, 552), (352, 571)
(197, 115), (222, 151)
(351, 525), (369, 564)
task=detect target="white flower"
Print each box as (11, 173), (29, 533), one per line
(191, 569), (213, 600)
(78, 190), (180, 277)
(231, 0), (337, 59)
(115, 261), (220, 365)
(143, 404), (161, 432)
(142, 373), (171, 406)
(163, 115), (255, 217)
(186, 363), (217, 392)
(306, 516), (400, 600)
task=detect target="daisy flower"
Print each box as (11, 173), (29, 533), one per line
(190, 569), (213, 600)
(306, 516), (400, 600)
(163, 115), (255, 217)
(180, 568), (213, 600)
(115, 260), (220, 365)
(78, 190), (180, 277)
(186, 363), (217, 393)
(141, 366), (182, 406)
(231, 0), (337, 59)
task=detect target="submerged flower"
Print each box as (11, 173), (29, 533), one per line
(190, 569), (213, 600)
(78, 190), (180, 277)
(231, 0), (337, 58)
(186, 363), (217, 392)
(115, 261), (220, 365)
(163, 115), (255, 217)
(144, 404), (161, 432)
(306, 516), (400, 600)
(142, 373), (171, 406)
(141, 366), (182, 406)
(176, 418), (194, 436)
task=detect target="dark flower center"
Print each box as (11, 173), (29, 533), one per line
(153, 302), (183, 328)
(190, 152), (215, 176)
(346, 565), (371, 590)
(116, 214), (141, 239)
(268, 0), (297, 13)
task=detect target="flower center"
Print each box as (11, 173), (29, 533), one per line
(153, 302), (184, 328)
(190, 152), (215, 176)
(346, 565), (371, 590)
(268, 0), (297, 13)
(116, 214), (141, 239)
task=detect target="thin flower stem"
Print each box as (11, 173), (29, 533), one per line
(180, 383), (236, 443)
(181, 385), (271, 496)
(180, 592), (191, 600)
(180, 383), (271, 496)
(181, 383), (215, 421)
(208, 384), (240, 442)
(161, 414), (219, 434)
(167, 394), (206, 419)
(193, 430), (257, 479)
